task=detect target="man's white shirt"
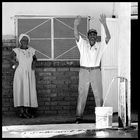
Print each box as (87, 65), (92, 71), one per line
(76, 35), (108, 67)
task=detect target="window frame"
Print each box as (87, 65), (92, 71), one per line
(14, 15), (89, 61)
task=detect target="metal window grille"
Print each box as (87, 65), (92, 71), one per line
(15, 15), (89, 61)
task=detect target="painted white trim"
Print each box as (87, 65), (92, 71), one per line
(14, 15), (88, 18)
(31, 38), (76, 40)
(37, 59), (79, 61)
(14, 16), (53, 19)
(54, 38), (75, 40)
(31, 38), (51, 40)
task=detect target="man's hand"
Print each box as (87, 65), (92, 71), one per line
(74, 16), (81, 26)
(99, 14), (106, 25)
(74, 16), (81, 42)
(99, 14), (111, 44)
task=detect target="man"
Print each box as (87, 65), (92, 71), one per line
(74, 14), (111, 123)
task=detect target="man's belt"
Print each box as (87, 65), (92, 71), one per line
(80, 66), (100, 71)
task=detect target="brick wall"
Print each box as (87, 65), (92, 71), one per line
(2, 39), (96, 116)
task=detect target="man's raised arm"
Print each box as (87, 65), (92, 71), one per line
(74, 16), (81, 42)
(99, 14), (111, 44)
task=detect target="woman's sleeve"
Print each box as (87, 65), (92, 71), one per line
(12, 48), (19, 62)
(13, 48), (18, 55)
(30, 47), (36, 56)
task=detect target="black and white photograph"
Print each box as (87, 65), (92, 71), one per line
(2, 2), (138, 138)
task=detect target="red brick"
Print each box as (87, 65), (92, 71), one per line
(2, 51), (10, 56)
(45, 111), (57, 115)
(51, 97), (64, 101)
(50, 93), (57, 97)
(3, 42), (16, 47)
(57, 110), (69, 115)
(2, 63), (11, 68)
(50, 106), (62, 110)
(57, 68), (69, 71)
(70, 68), (80, 71)
(44, 68), (56, 71)
(58, 101), (70, 106)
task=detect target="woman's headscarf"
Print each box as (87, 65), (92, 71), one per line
(19, 33), (30, 45)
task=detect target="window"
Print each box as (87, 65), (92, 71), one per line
(15, 16), (89, 60)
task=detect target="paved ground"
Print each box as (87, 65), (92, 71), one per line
(2, 122), (138, 138)
(2, 112), (138, 138)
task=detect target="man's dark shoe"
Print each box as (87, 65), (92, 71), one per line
(75, 118), (83, 124)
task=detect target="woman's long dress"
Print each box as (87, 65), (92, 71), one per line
(13, 47), (38, 107)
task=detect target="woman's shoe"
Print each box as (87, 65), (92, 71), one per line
(25, 111), (35, 118)
(19, 113), (24, 118)
(22, 112), (30, 119)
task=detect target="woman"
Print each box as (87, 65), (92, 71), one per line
(11, 34), (38, 118)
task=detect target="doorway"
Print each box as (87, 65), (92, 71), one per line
(131, 19), (138, 120)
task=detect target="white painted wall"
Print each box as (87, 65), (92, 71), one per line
(117, 3), (131, 122)
(2, 2), (114, 38)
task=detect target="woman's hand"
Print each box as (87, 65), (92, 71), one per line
(12, 61), (19, 69)
(32, 55), (37, 70)
(32, 61), (36, 70)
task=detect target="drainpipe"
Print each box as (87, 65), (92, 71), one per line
(118, 77), (130, 128)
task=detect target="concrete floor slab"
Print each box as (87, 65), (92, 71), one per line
(2, 112), (138, 138)
(2, 123), (138, 138)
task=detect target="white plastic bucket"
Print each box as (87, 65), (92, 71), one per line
(95, 107), (113, 129)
